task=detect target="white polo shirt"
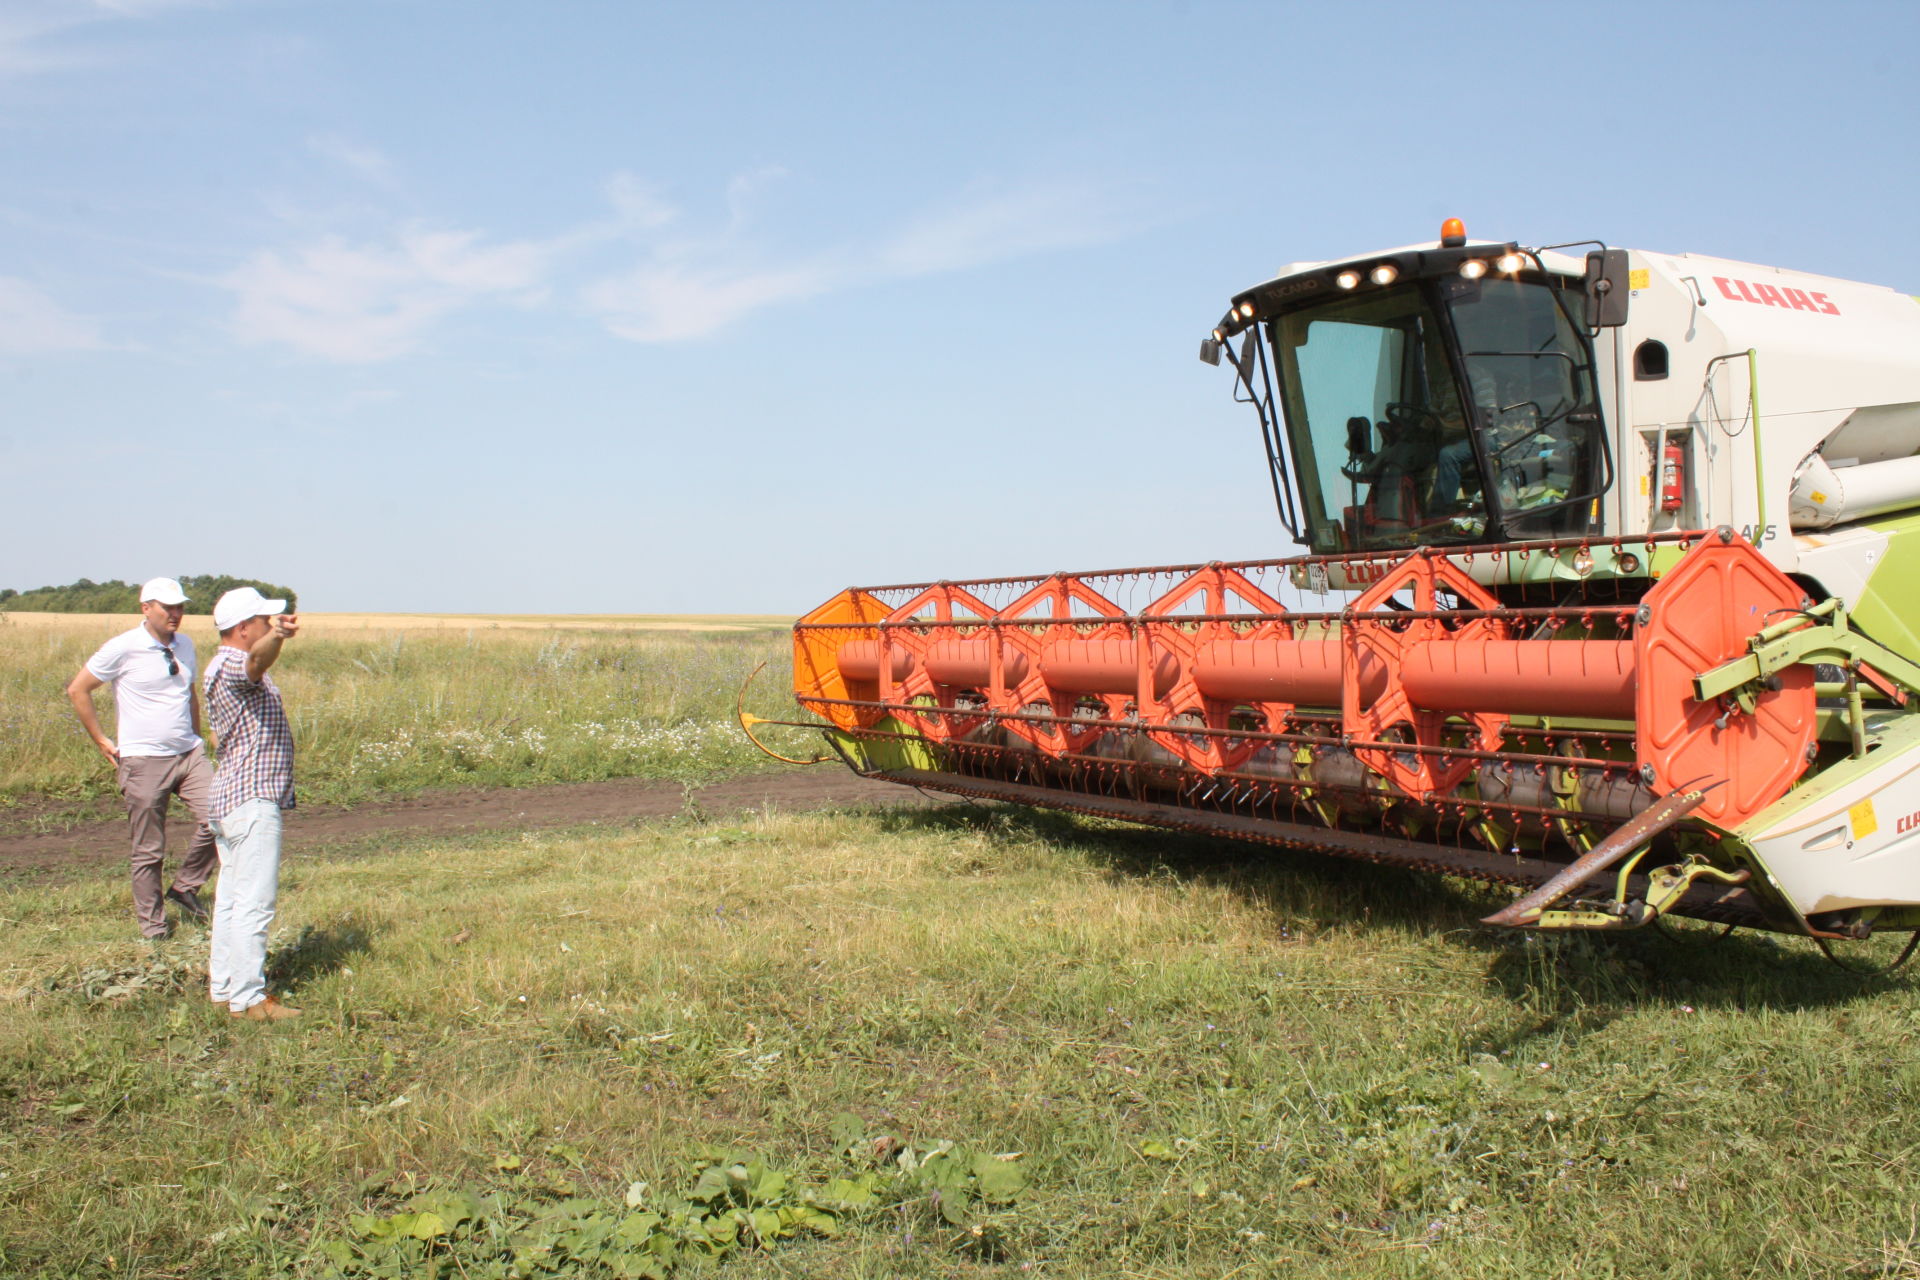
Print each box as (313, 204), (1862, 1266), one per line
(84, 626), (203, 758)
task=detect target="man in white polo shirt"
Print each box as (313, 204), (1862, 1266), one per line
(66, 577), (218, 940)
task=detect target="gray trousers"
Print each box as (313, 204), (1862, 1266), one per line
(117, 746), (218, 938)
(208, 798), (282, 1012)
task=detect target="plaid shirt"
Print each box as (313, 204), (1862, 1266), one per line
(204, 645), (296, 818)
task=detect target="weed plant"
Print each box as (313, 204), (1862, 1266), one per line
(0, 615), (812, 807)
(3, 806), (1918, 1276)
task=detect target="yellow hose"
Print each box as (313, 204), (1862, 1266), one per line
(735, 662), (832, 765)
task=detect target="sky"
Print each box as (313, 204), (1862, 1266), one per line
(4, 0), (1917, 614)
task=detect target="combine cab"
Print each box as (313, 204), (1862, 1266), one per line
(756, 222), (1920, 952)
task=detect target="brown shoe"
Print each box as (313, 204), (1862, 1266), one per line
(165, 886), (210, 923)
(231, 995), (302, 1021)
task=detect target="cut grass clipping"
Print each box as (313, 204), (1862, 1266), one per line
(4, 802), (1920, 1277)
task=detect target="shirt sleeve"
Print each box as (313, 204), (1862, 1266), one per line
(216, 649), (266, 691)
(84, 637), (123, 683)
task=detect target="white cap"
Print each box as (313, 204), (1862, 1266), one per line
(139, 577), (189, 605)
(213, 586), (287, 632)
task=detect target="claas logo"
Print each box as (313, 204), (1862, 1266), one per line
(1712, 276), (1840, 315)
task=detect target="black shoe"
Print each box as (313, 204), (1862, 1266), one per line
(165, 886), (210, 923)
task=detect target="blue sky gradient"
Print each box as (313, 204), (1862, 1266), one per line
(5, 0), (1916, 612)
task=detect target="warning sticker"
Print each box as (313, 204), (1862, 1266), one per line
(1851, 798), (1879, 840)
(1629, 269), (1650, 290)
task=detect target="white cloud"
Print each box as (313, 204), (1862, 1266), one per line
(0, 0), (220, 78)
(582, 175), (1139, 344)
(307, 133), (397, 187)
(576, 167), (829, 341)
(0, 7), (95, 76)
(219, 170), (1150, 358)
(604, 173), (676, 232)
(0, 277), (105, 353)
(724, 165), (790, 228)
(223, 226), (555, 362)
(876, 182), (1134, 278)
(88, 0), (221, 15)
(583, 260), (832, 344)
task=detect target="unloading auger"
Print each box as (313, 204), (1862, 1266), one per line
(755, 220), (1920, 956)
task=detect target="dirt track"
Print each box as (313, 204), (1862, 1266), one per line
(0, 771), (934, 886)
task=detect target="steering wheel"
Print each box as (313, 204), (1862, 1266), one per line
(1489, 403), (1562, 462)
(1383, 402), (1445, 435)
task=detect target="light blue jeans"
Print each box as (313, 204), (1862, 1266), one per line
(208, 798), (283, 1014)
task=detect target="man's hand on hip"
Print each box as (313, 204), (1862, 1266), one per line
(66, 667), (118, 764)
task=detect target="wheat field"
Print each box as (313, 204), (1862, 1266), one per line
(0, 611), (808, 806)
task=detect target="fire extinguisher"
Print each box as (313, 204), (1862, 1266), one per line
(1660, 442), (1685, 512)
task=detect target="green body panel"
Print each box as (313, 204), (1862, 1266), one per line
(1850, 511), (1920, 656)
(830, 718), (936, 772)
(1330, 542), (1649, 591)
(1465, 540), (1644, 586)
(1648, 542), (1689, 578)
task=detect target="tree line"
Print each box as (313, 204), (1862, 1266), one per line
(0, 576), (299, 614)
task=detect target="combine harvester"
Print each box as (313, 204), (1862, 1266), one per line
(748, 221), (1920, 961)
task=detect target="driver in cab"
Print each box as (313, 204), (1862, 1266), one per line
(1430, 367), (1550, 524)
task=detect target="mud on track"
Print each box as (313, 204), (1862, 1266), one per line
(0, 771), (933, 887)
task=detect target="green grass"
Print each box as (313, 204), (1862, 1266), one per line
(4, 804), (1918, 1277)
(0, 617), (811, 808)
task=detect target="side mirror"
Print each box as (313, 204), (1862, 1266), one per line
(1585, 249), (1630, 328)
(1346, 416), (1372, 456)
(1199, 337), (1222, 366)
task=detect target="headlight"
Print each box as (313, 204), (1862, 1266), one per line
(1336, 270), (1360, 290)
(1459, 259), (1488, 280)
(1369, 264), (1398, 286)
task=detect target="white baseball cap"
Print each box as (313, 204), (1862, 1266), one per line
(213, 586), (288, 632)
(139, 577), (189, 605)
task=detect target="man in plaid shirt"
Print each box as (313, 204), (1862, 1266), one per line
(204, 587), (301, 1021)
